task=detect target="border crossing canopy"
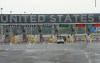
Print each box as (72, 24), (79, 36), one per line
(0, 14), (100, 23)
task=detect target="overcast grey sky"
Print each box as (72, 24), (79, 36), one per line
(0, 0), (100, 14)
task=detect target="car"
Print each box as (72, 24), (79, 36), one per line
(56, 36), (65, 44)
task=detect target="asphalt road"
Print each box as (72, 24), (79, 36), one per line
(0, 43), (100, 63)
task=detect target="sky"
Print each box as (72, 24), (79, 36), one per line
(0, 0), (100, 14)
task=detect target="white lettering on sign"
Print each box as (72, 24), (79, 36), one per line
(57, 15), (63, 22)
(10, 15), (17, 23)
(0, 14), (100, 23)
(1, 15), (8, 22)
(50, 15), (56, 22)
(24, 15), (29, 22)
(73, 14), (79, 22)
(64, 15), (72, 22)
(38, 15), (45, 22)
(30, 15), (37, 22)
(81, 14), (87, 22)
(88, 14), (94, 22)
(18, 15), (22, 22)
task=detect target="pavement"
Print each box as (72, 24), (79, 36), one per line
(0, 43), (100, 63)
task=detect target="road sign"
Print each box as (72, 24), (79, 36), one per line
(76, 24), (85, 27)
(92, 24), (100, 27)
(59, 24), (69, 27)
(89, 26), (96, 32)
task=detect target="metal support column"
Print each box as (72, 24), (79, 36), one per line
(57, 25), (59, 38)
(31, 26), (33, 35)
(38, 25), (43, 42)
(1, 25), (3, 42)
(10, 26), (12, 35)
(74, 24), (76, 34)
(85, 24), (86, 34)
(54, 25), (59, 39)
(25, 25), (27, 34)
(52, 25), (54, 36)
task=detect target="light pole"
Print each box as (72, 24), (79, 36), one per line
(24, 12), (27, 33)
(10, 11), (12, 36)
(10, 11), (12, 14)
(23, 12), (27, 42)
(0, 8), (3, 14)
(31, 13), (32, 35)
(24, 12), (26, 14)
(95, 0), (96, 7)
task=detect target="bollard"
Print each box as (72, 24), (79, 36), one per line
(10, 35), (16, 45)
(29, 35), (34, 44)
(30, 38), (34, 44)
(90, 35), (92, 43)
(84, 35), (87, 44)
(48, 37), (53, 43)
(15, 36), (18, 44)
(27, 36), (31, 46)
(48, 37), (50, 43)
(28, 35), (31, 45)
(66, 36), (69, 44)
(72, 35), (74, 43)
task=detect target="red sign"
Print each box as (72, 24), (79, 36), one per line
(92, 24), (100, 27)
(76, 24), (85, 27)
